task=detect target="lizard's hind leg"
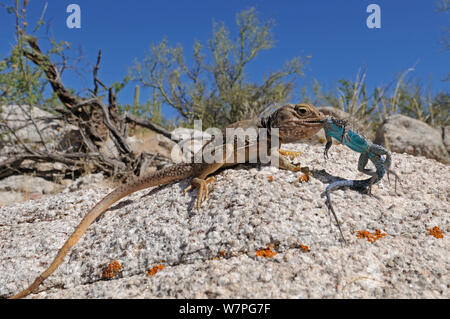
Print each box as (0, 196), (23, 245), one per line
(357, 152), (379, 194)
(383, 155), (402, 193)
(387, 169), (402, 193)
(368, 144), (402, 192)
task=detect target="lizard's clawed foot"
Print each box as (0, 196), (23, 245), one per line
(298, 166), (312, 183)
(387, 169), (402, 193)
(184, 176), (216, 210)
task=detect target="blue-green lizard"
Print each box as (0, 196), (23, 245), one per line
(321, 116), (400, 243)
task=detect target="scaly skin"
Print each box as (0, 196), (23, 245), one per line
(321, 116), (400, 243)
(9, 103), (326, 299)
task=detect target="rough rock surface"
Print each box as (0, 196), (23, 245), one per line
(0, 175), (58, 194)
(443, 126), (450, 155)
(375, 114), (450, 164)
(0, 143), (448, 299)
(0, 104), (62, 145)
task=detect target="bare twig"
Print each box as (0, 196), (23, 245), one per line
(1, 120), (37, 155)
(75, 98), (132, 154)
(124, 113), (180, 142)
(93, 49), (106, 96)
(15, 104), (50, 152)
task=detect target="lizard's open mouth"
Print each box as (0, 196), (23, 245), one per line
(289, 119), (325, 126)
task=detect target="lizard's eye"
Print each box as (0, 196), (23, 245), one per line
(297, 108), (307, 115)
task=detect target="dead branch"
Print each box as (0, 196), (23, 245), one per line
(1, 121), (37, 155)
(93, 49), (103, 96)
(75, 98), (132, 155)
(0, 31), (178, 184)
(124, 113), (179, 142)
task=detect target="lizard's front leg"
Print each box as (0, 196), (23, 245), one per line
(279, 149), (302, 159)
(183, 162), (224, 210)
(276, 151), (311, 176)
(184, 143), (234, 210)
(184, 175), (218, 210)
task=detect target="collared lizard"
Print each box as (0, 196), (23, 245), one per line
(9, 103), (326, 298)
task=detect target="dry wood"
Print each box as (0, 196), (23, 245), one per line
(0, 32), (178, 184)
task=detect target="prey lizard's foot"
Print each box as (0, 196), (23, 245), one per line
(323, 189), (347, 245)
(184, 176), (216, 210)
(387, 169), (402, 193)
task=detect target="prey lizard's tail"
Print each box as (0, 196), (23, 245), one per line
(9, 163), (196, 299)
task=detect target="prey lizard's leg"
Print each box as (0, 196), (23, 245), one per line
(357, 151), (376, 177)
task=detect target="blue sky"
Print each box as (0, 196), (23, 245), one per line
(0, 0), (448, 119)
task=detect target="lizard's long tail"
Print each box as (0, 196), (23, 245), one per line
(9, 163), (196, 299)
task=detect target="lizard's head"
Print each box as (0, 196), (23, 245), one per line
(269, 103), (326, 143)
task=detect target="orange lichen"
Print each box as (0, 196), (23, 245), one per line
(146, 265), (165, 276)
(298, 173), (310, 183)
(356, 229), (386, 243)
(256, 246), (277, 258)
(279, 149), (302, 158)
(102, 260), (123, 279)
(427, 226), (443, 239)
(299, 244), (309, 252)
